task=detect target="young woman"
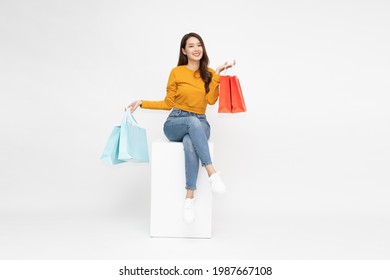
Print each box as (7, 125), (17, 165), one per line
(127, 32), (233, 223)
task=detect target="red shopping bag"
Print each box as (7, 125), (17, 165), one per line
(218, 75), (246, 113)
(218, 75), (232, 113)
(230, 76), (247, 113)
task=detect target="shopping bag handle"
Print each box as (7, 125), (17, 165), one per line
(122, 109), (139, 126)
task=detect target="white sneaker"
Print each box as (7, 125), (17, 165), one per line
(183, 198), (195, 223)
(209, 172), (227, 194)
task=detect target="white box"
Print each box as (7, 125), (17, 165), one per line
(150, 140), (213, 238)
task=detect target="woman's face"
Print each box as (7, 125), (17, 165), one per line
(182, 36), (203, 62)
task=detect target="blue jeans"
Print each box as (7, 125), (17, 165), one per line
(163, 109), (212, 190)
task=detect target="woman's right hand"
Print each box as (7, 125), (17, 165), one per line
(127, 100), (142, 113)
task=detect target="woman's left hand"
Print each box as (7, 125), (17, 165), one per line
(216, 60), (236, 75)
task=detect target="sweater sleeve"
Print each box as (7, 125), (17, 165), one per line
(205, 69), (220, 105)
(141, 69), (176, 110)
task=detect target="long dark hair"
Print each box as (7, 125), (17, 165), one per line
(177, 32), (212, 93)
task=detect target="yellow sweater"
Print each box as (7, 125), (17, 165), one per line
(141, 65), (220, 114)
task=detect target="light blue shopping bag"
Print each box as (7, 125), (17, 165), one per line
(118, 110), (149, 163)
(101, 111), (149, 165)
(100, 126), (126, 165)
(118, 110), (149, 162)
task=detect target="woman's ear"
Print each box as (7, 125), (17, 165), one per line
(182, 48), (187, 56)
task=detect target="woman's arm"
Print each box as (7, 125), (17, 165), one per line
(206, 69), (221, 105)
(206, 61), (236, 105)
(127, 69), (177, 113)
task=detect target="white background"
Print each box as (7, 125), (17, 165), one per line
(0, 0), (389, 259)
